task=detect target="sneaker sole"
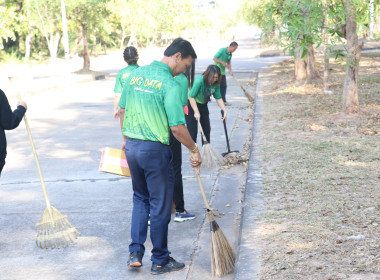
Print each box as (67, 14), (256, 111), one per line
(150, 266), (185, 275)
(174, 217), (196, 222)
(129, 261), (142, 267)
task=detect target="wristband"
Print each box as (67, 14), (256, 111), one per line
(190, 143), (198, 153)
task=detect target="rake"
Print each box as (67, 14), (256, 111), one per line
(228, 70), (254, 103)
(198, 121), (224, 168)
(24, 114), (81, 249)
(8, 76), (81, 249)
(194, 169), (235, 277)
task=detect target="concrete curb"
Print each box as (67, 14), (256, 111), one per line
(234, 71), (267, 280)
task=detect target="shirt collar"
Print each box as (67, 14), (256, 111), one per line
(151, 60), (173, 76)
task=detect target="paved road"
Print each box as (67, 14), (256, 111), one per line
(0, 38), (289, 280)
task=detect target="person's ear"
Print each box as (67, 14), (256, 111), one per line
(174, 52), (181, 63)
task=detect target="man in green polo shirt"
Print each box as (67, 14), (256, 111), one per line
(118, 38), (201, 275)
(213, 41), (238, 104)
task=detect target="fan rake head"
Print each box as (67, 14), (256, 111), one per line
(36, 206), (80, 249)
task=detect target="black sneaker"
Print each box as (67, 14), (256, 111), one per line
(127, 251), (143, 267)
(151, 257), (185, 275)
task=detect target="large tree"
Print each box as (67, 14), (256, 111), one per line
(265, 0), (324, 83)
(66, 0), (110, 70)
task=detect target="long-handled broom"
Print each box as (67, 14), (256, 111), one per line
(221, 110), (239, 157)
(194, 169), (235, 277)
(9, 77), (81, 249)
(198, 121), (224, 168)
(228, 70), (254, 103)
(25, 112), (81, 249)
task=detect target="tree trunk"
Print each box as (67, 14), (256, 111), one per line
(120, 24), (126, 51)
(343, 0), (364, 112)
(49, 32), (60, 60)
(294, 48), (307, 81)
(25, 33), (32, 58)
(305, 45), (319, 84)
(322, 12), (330, 91)
(82, 25), (90, 70)
(323, 47), (330, 91)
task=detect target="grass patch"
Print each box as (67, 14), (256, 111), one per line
(257, 55), (380, 279)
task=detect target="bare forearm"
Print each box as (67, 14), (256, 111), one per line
(188, 97), (199, 114)
(170, 124), (196, 150)
(213, 57), (226, 66)
(216, 98), (226, 112)
(114, 93), (120, 111)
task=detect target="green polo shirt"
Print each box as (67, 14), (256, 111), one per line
(119, 61), (185, 145)
(189, 75), (222, 104)
(213, 47), (232, 75)
(175, 73), (189, 106)
(114, 64), (139, 95)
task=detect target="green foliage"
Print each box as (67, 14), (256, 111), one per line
(239, 0), (272, 29)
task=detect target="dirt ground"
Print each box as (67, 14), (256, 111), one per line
(255, 53), (380, 279)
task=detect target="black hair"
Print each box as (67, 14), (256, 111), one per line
(202, 65), (222, 86)
(229, 41), (238, 47)
(123, 46), (139, 65)
(164, 38), (197, 59)
(184, 60), (196, 90)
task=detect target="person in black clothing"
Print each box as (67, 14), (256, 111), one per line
(0, 89), (27, 175)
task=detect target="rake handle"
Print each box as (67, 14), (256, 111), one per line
(193, 168), (211, 210)
(24, 114), (52, 211)
(8, 77), (52, 211)
(220, 110), (231, 153)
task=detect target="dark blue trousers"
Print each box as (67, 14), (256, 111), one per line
(0, 159), (5, 176)
(125, 138), (174, 266)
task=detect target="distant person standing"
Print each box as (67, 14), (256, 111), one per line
(113, 46), (139, 119)
(0, 89), (27, 175)
(213, 41), (238, 104)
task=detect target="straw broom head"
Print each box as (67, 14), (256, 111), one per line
(194, 169), (235, 277)
(36, 206), (81, 249)
(207, 210), (236, 277)
(200, 141), (225, 168)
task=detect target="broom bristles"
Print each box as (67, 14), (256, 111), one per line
(36, 206), (80, 249)
(201, 143), (225, 168)
(207, 211), (236, 277)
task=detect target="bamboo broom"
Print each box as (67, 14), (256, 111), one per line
(9, 77), (80, 249)
(228, 70), (254, 103)
(198, 121), (224, 168)
(194, 169), (235, 277)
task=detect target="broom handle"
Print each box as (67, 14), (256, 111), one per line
(193, 168), (211, 210)
(221, 110), (231, 153)
(24, 115), (52, 210)
(228, 69), (254, 102)
(197, 120), (208, 143)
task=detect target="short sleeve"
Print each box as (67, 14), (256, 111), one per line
(212, 85), (222, 100)
(214, 48), (223, 59)
(164, 83), (186, 127)
(189, 76), (202, 98)
(114, 71), (123, 94)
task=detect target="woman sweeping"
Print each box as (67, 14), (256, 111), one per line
(186, 64), (227, 145)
